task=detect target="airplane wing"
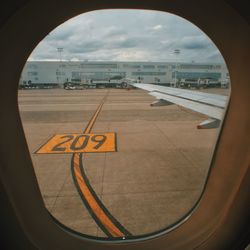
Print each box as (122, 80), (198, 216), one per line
(130, 83), (228, 128)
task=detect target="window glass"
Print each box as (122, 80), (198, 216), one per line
(18, 9), (230, 239)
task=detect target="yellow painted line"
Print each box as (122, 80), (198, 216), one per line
(36, 90), (129, 237)
(71, 92), (130, 237)
(72, 153), (125, 237)
(84, 98), (106, 134)
(36, 133), (116, 154)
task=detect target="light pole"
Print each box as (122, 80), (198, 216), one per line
(57, 47), (63, 62)
(57, 48), (63, 87)
(174, 49), (180, 87)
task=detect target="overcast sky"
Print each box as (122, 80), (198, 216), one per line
(28, 9), (225, 63)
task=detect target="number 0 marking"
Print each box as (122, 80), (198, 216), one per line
(35, 133), (116, 154)
(70, 135), (90, 151)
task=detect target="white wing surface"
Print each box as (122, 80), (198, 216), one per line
(131, 83), (228, 121)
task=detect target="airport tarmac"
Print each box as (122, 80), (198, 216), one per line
(18, 88), (227, 238)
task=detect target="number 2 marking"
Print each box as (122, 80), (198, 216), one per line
(52, 135), (74, 151)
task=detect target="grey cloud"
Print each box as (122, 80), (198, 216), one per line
(104, 27), (127, 38)
(105, 37), (138, 49)
(67, 40), (104, 54)
(178, 36), (210, 50)
(29, 10), (224, 63)
(46, 29), (74, 41)
(183, 43), (207, 49)
(206, 50), (225, 62)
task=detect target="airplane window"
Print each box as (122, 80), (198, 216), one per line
(18, 9), (230, 239)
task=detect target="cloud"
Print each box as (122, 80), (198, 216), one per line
(178, 35), (210, 50)
(70, 58), (80, 61)
(152, 25), (163, 30)
(46, 29), (74, 41)
(108, 39), (137, 49)
(28, 9), (225, 63)
(67, 40), (104, 54)
(104, 26), (127, 38)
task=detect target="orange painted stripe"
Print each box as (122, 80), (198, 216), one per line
(84, 97), (106, 134)
(73, 91), (128, 237)
(72, 153), (125, 237)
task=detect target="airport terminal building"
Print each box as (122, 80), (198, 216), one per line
(20, 61), (229, 88)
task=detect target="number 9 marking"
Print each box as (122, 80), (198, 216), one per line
(91, 135), (107, 149)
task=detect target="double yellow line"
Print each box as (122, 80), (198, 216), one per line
(71, 92), (131, 238)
